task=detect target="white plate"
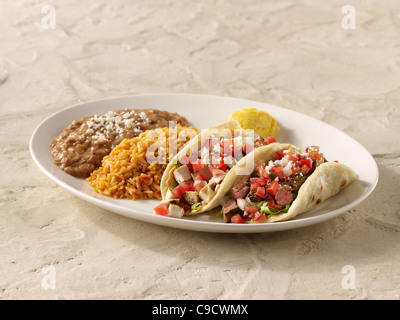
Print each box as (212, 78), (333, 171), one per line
(29, 94), (378, 233)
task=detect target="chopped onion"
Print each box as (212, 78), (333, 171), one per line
(237, 198), (248, 211)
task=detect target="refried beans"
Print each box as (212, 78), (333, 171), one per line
(50, 108), (189, 178)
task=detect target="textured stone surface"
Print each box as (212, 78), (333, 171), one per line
(1, 0), (400, 299)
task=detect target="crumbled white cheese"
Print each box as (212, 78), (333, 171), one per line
(282, 161), (293, 176)
(139, 112), (147, 120)
(83, 109), (149, 140)
(212, 143), (222, 155)
(124, 119), (133, 127)
(233, 135), (243, 145)
(223, 155), (236, 168)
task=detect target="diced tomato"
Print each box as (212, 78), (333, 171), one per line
(300, 158), (312, 169)
(172, 182), (195, 199)
(221, 139), (235, 156)
(194, 180), (207, 192)
(269, 164), (284, 180)
(250, 177), (266, 191)
(179, 183), (191, 193)
(300, 157), (314, 173)
(192, 159), (205, 172)
(306, 146), (320, 153)
(188, 181), (196, 192)
(172, 186), (183, 199)
(276, 149), (286, 160)
(255, 162), (266, 178)
(209, 158), (227, 172)
(250, 181), (260, 191)
(253, 211), (266, 223)
(263, 136), (276, 145)
(250, 177), (267, 186)
(266, 180), (279, 196)
(231, 214), (244, 224)
(271, 164), (283, 177)
(210, 167), (225, 177)
(290, 165), (301, 177)
(286, 150), (300, 162)
(193, 173), (207, 181)
(217, 163), (228, 172)
(310, 152), (324, 161)
(255, 186), (266, 198)
(242, 142), (254, 154)
(301, 164), (311, 174)
(244, 206), (259, 214)
(154, 203), (169, 216)
(300, 158), (312, 167)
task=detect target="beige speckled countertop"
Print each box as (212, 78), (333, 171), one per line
(1, 0), (400, 300)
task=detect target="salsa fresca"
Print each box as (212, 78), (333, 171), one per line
(154, 133), (278, 218)
(221, 146), (326, 224)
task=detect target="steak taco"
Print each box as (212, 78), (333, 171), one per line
(220, 143), (357, 223)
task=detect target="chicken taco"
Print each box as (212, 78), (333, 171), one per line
(153, 120), (279, 218)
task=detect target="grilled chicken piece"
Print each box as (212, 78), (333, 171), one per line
(199, 181), (217, 203)
(173, 165), (192, 184)
(183, 191), (200, 206)
(167, 203), (185, 218)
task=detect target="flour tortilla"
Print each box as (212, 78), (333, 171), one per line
(265, 160), (357, 222)
(160, 120), (286, 214)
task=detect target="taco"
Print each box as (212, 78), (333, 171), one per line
(153, 120), (279, 218)
(219, 143), (357, 223)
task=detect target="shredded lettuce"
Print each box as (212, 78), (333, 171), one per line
(171, 158), (182, 167)
(188, 202), (203, 215)
(258, 201), (291, 215)
(168, 180), (178, 190)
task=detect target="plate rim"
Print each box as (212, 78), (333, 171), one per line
(29, 93), (379, 233)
